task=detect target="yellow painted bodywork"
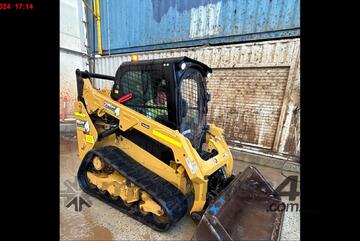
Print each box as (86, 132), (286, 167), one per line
(87, 170), (164, 216)
(87, 171), (140, 203)
(75, 78), (234, 213)
(93, 156), (104, 170)
(139, 192), (164, 216)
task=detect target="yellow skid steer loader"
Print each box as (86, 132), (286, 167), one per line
(74, 56), (284, 240)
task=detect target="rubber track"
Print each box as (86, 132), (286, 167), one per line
(77, 146), (188, 232)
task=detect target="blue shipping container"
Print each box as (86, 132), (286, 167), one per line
(86, 0), (300, 55)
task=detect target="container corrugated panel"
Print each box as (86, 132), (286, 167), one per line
(93, 38), (300, 157)
(87, 0), (300, 54)
(208, 67), (289, 149)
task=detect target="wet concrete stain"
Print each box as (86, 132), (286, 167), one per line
(61, 209), (113, 241)
(88, 225), (113, 241)
(142, 232), (151, 240)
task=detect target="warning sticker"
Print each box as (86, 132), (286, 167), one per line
(85, 134), (94, 144)
(141, 123), (150, 129)
(211, 157), (219, 164)
(74, 112), (86, 118)
(76, 119), (89, 132)
(104, 102), (120, 116)
(185, 157), (198, 174)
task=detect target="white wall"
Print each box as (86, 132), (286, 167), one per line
(60, 0), (88, 119)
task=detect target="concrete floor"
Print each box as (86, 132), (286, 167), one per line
(60, 134), (300, 241)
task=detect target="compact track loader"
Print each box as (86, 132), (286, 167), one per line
(74, 56), (284, 240)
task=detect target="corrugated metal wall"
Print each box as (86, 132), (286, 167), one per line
(208, 67), (289, 149)
(86, 0), (300, 54)
(92, 38), (300, 158)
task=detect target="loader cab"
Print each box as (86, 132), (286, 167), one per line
(111, 57), (212, 150)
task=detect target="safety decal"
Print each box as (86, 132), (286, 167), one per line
(104, 102), (120, 116)
(141, 123), (150, 129)
(211, 157), (219, 164)
(85, 134), (94, 144)
(76, 120), (90, 132)
(152, 130), (182, 148)
(185, 157), (198, 174)
(74, 112), (86, 118)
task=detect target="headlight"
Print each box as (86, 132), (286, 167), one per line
(207, 72), (212, 78)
